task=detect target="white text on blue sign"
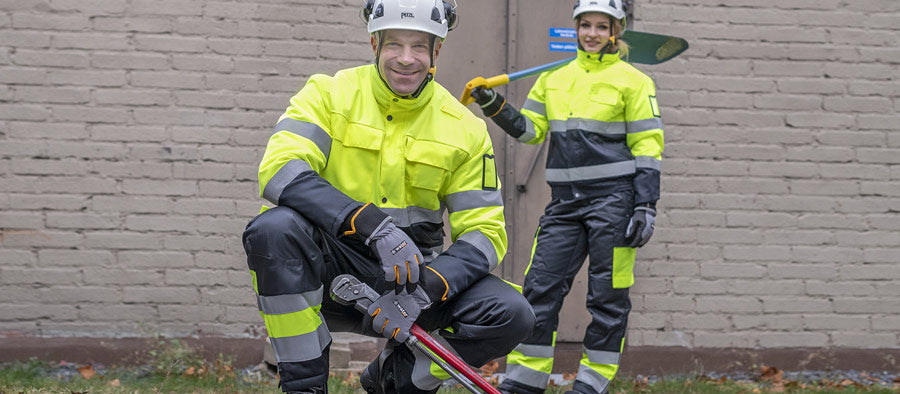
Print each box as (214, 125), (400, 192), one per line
(549, 42), (577, 52)
(549, 28), (577, 38)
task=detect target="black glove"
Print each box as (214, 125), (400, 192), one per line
(624, 205), (656, 247)
(471, 86), (497, 107)
(343, 203), (424, 293)
(471, 86), (507, 117)
(367, 287), (431, 343)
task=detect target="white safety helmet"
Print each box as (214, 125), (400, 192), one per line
(573, 0), (626, 22)
(363, 0), (457, 39)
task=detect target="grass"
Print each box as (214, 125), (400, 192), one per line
(2, 361), (897, 394)
(0, 339), (896, 393)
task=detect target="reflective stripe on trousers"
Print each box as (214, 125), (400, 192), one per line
(504, 342), (555, 389)
(574, 344), (623, 393)
(254, 285), (333, 363)
(408, 333), (463, 390)
(505, 190), (634, 393)
(245, 206), (535, 392)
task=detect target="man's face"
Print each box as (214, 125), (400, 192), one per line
(372, 29), (441, 96)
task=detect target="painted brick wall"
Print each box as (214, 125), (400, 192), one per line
(1, 0), (898, 351)
(628, 0), (900, 349)
(0, 0), (371, 338)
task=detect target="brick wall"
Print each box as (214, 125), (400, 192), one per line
(1, 0), (898, 352)
(0, 0), (370, 338)
(628, 0), (900, 349)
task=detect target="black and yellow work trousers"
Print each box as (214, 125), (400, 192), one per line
(243, 206), (534, 393)
(500, 189), (635, 394)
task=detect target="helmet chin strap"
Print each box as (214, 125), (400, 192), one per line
(406, 64), (434, 99)
(597, 39), (614, 62)
(578, 38), (614, 63)
(374, 34), (437, 100)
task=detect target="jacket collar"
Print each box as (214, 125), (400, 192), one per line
(368, 64), (434, 112)
(575, 49), (620, 71)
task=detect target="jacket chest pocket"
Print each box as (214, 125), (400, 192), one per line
(404, 138), (456, 205)
(587, 86), (623, 120)
(544, 87), (570, 118)
(335, 122), (382, 160)
(327, 122), (383, 192)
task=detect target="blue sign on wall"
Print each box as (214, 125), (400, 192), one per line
(549, 28), (576, 38)
(549, 42), (577, 52)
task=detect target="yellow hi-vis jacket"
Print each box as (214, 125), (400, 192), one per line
(257, 64), (506, 301)
(518, 49), (664, 205)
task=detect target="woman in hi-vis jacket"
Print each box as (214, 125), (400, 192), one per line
(470, 1), (663, 393)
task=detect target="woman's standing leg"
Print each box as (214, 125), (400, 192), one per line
(571, 190), (634, 394)
(499, 198), (590, 394)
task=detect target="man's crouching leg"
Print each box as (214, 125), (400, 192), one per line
(367, 275), (535, 393)
(243, 206), (332, 393)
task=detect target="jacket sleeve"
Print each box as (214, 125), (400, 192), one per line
(624, 76), (664, 206)
(420, 126), (508, 303)
(478, 76), (550, 146)
(258, 75), (362, 235)
(516, 74), (551, 145)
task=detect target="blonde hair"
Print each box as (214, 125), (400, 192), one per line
(576, 13), (630, 58)
(610, 16), (630, 58)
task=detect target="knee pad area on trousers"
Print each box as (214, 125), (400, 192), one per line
(506, 295), (537, 342)
(244, 206), (325, 297)
(246, 207), (314, 245)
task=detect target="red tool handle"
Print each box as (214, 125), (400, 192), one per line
(410, 325), (501, 394)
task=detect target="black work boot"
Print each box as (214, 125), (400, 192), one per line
(565, 379), (607, 394)
(285, 385), (327, 394)
(497, 378), (546, 394)
(359, 354), (396, 394)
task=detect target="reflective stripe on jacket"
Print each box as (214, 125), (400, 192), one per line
(520, 49), (664, 204)
(257, 64), (507, 300)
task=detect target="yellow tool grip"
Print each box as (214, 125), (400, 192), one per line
(459, 74), (510, 105)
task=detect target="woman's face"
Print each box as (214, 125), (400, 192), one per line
(577, 12), (612, 53)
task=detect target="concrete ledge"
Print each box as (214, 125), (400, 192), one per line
(0, 337), (266, 368)
(556, 343), (900, 375)
(2, 337), (898, 374)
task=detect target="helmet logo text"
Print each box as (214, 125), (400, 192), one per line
(400, 12), (414, 18)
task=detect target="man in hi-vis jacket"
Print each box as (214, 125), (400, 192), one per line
(241, 1), (535, 393)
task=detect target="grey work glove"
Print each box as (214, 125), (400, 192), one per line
(343, 203), (424, 294)
(625, 206), (656, 248)
(367, 287), (431, 343)
(367, 221), (424, 294)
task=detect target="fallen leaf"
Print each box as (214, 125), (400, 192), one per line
(632, 376), (649, 390)
(77, 365), (96, 380)
(479, 360), (499, 376)
(343, 371), (355, 383)
(108, 379), (120, 387)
